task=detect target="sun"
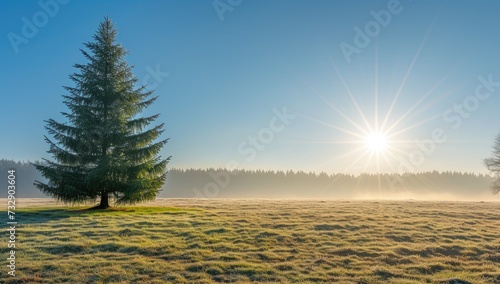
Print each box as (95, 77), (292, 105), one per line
(365, 132), (388, 153)
(298, 27), (441, 174)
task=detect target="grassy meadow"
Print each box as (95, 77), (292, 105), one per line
(0, 199), (499, 283)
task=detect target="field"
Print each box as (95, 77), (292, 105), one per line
(0, 199), (499, 283)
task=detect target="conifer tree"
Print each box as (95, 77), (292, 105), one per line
(34, 17), (170, 208)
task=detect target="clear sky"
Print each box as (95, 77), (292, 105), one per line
(2, 0), (500, 175)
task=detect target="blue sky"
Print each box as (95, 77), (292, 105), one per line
(2, 0), (500, 174)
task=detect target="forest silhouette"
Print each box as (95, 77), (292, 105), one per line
(1, 159), (493, 200)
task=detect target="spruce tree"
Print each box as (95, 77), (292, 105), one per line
(34, 17), (170, 208)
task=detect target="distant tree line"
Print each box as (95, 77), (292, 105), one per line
(164, 168), (493, 200)
(0, 159), (46, 198)
(0, 159), (494, 200)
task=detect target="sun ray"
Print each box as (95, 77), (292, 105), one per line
(333, 146), (368, 162)
(308, 145), (369, 175)
(277, 140), (363, 145)
(387, 113), (441, 138)
(381, 19), (436, 131)
(312, 144), (364, 171)
(381, 150), (400, 172)
(293, 76), (373, 139)
(381, 151), (414, 196)
(362, 151), (376, 174)
(345, 149), (373, 173)
(352, 151), (376, 196)
(386, 147), (419, 171)
(376, 154), (382, 194)
(298, 112), (367, 139)
(298, 15), (449, 176)
(319, 95), (371, 137)
(326, 53), (373, 133)
(384, 68), (455, 135)
(309, 146), (367, 174)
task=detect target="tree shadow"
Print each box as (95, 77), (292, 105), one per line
(1, 208), (85, 225)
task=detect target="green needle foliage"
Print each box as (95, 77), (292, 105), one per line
(34, 17), (170, 209)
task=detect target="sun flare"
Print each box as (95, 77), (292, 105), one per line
(365, 132), (388, 153)
(299, 25), (442, 174)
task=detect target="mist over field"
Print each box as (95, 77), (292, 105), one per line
(163, 169), (498, 201)
(1, 160), (496, 201)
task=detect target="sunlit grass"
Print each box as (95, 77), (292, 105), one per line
(0, 199), (498, 283)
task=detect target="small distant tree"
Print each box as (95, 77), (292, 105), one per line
(34, 17), (170, 209)
(484, 133), (500, 194)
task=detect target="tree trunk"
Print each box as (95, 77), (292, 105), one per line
(98, 191), (110, 209)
